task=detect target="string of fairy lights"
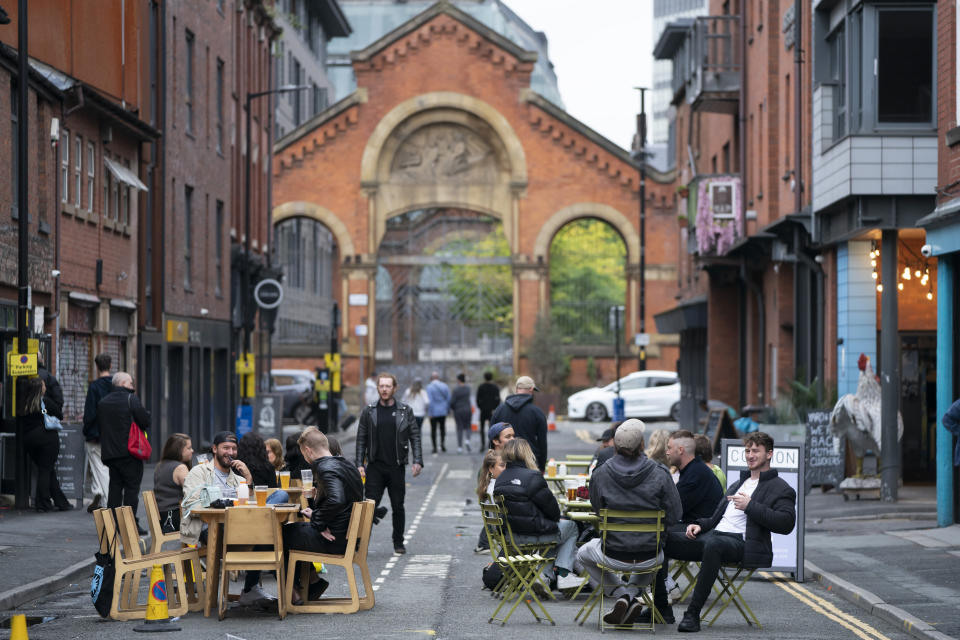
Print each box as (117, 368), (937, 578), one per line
(869, 241), (934, 300)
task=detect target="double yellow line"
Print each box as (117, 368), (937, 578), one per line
(763, 571), (892, 640)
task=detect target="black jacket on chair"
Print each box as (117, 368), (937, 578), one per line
(695, 468), (796, 568)
(355, 401), (423, 468)
(493, 462), (560, 536)
(309, 455), (364, 538)
(97, 387), (151, 462)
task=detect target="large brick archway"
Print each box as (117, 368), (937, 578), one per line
(272, 2), (678, 385)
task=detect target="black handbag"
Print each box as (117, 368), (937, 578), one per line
(91, 524), (117, 617)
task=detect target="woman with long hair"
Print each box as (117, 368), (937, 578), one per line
(473, 449), (506, 553)
(238, 432), (280, 488)
(20, 377), (71, 511)
(493, 439), (579, 589)
(401, 378), (429, 435)
(265, 438), (285, 472)
(153, 433), (193, 532)
(645, 428), (671, 468)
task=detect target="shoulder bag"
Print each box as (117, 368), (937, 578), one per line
(125, 394), (152, 460)
(41, 399), (63, 431)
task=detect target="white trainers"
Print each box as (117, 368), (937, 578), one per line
(238, 584), (276, 605)
(557, 573), (583, 590)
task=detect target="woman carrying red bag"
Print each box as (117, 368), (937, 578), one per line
(98, 371), (151, 535)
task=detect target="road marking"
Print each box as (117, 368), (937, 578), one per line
(445, 470), (472, 479)
(765, 572), (892, 640)
(431, 500), (466, 517)
(575, 429), (594, 444)
(401, 554), (452, 579)
(372, 462), (449, 592)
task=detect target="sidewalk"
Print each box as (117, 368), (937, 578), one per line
(804, 485), (960, 640)
(0, 425), (357, 612)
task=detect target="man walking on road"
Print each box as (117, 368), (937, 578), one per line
(426, 372), (451, 454)
(476, 371), (500, 436)
(98, 372), (151, 534)
(82, 354), (113, 512)
(490, 376), (547, 471)
(356, 373), (423, 554)
(450, 373), (472, 453)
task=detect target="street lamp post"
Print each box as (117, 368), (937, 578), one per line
(633, 87), (648, 371)
(241, 84), (308, 403)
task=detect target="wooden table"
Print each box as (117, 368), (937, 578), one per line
(192, 505), (301, 617)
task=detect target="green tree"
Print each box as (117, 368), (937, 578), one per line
(527, 313), (570, 393)
(438, 222), (513, 335)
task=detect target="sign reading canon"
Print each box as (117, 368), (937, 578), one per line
(253, 278), (284, 309)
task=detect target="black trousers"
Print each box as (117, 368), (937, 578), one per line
(283, 521), (348, 583)
(364, 460), (407, 547)
(23, 427), (69, 508)
(662, 529), (745, 615)
(104, 456), (144, 515)
(479, 410), (493, 433)
(429, 416), (446, 452)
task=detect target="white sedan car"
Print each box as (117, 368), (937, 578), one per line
(566, 371), (680, 422)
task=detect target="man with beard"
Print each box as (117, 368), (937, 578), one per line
(180, 432), (276, 607)
(355, 373), (423, 554)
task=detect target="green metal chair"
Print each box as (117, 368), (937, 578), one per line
(701, 563), (761, 628)
(479, 500), (555, 626)
(494, 494), (558, 601)
(574, 509), (666, 632)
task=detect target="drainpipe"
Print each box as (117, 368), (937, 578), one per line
(740, 258), (765, 407)
(794, 0), (803, 219)
(739, 0), (748, 239)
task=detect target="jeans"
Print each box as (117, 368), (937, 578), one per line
(511, 519), (578, 574)
(429, 416), (446, 452)
(453, 410), (471, 448)
(577, 537), (661, 599)
(665, 529), (745, 614)
(364, 461), (407, 547)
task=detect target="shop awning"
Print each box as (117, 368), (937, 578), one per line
(104, 157), (148, 191)
(654, 295), (707, 334)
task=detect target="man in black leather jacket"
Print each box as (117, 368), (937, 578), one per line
(355, 373), (423, 554)
(283, 427), (364, 604)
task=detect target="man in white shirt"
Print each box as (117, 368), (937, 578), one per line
(662, 432), (796, 633)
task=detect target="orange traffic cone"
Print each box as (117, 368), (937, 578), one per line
(9, 614), (28, 640)
(133, 564), (181, 632)
(547, 405), (557, 431)
(470, 406), (479, 432)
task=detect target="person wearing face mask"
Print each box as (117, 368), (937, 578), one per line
(97, 371), (151, 534)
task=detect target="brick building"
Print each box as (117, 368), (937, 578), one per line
(138, 0), (280, 449)
(920, 0), (960, 522)
(0, 1), (156, 428)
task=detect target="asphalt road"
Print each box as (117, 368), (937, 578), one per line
(9, 422), (918, 640)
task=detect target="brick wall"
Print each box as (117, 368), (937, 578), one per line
(938, 0), (960, 204)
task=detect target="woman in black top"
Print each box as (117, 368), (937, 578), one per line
(20, 377), (71, 511)
(238, 432), (289, 503)
(154, 433), (193, 532)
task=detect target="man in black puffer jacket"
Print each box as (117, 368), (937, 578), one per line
(284, 427), (364, 603)
(577, 419), (682, 626)
(490, 376), (547, 470)
(666, 431), (796, 633)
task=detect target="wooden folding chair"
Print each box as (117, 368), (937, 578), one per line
(94, 507), (204, 620)
(573, 509), (665, 632)
(219, 507), (287, 620)
(701, 563), (761, 628)
(494, 495), (557, 601)
(479, 500), (555, 626)
(142, 490), (180, 555)
(284, 499), (375, 614)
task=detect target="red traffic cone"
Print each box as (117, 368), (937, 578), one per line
(547, 405), (557, 431)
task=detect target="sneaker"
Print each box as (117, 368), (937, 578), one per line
(677, 611), (701, 632)
(531, 580), (550, 600)
(603, 595), (631, 625)
(465, 441), (472, 453)
(238, 585), (276, 606)
(394, 544), (407, 555)
(373, 505), (388, 524)
(623, 598), (646, 625)
(637, 605), (675, 625)
(457, 447), (463, 454)
(473, 544), (489, 554)
(557, 573), (583, 590)
(86, 494), (102, 513)
(669, 583), (683, 603)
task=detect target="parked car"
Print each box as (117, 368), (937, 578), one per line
(270, 369), (316, 424)
(566, 370), (680, 422)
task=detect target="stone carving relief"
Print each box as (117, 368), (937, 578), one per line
(390, 125), (497, 183)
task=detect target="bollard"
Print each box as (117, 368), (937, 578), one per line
(9, 614), (28, 640)
(133, 564), (181, 633)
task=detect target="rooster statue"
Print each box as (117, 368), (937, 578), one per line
(830, 353), (903, 477)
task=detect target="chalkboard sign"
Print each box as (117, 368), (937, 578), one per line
(703, 409), (738, 454)
(255, 394), (285, 440)
(804, 410), (845, 494)
(703, 410), (723, 440)
(56, 425), (85, 508)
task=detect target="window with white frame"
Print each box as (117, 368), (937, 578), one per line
(111, 163), (119, 221)
(61, 130), (70, 203)
(74, 136), (82, 208)
(86, 143), (95, 212)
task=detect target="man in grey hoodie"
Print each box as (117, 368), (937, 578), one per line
(576, 419), (682, 626)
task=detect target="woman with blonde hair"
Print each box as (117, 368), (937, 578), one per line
(493, 439), (580, 590)
(645, 428), (671, 468)
(265, 438), (285, 472)
(476, 449), (506, 503)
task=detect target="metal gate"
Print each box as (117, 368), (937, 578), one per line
(375, 209), (513, 382)
(59, 332), (91, 423)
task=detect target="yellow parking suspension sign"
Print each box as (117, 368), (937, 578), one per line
(7, 352), (38, 377)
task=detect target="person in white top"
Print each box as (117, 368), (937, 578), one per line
(647, 432), (796, 633)
(401, 378), (429, 435)
(364, 372), (379, 407)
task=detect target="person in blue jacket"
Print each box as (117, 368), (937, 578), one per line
(426, 372), (451, 454)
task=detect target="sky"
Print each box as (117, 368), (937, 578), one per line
(504, 0), (655, 151)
